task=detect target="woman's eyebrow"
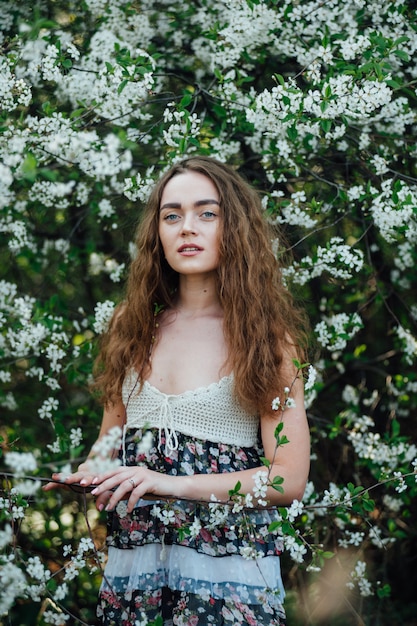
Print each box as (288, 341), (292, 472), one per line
(160, 199), (220, 211)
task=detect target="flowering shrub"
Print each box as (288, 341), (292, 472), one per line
(1, 1), (417, 624)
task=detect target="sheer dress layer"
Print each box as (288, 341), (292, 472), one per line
(98, 372), (286, 626)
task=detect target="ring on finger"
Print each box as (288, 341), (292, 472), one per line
(129, 478), (136, 488)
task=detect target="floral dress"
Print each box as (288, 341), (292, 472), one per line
(97, 372), (287, 626)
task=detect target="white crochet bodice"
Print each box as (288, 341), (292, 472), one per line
(122, 370), (260, 454)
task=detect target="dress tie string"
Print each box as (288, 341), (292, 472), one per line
(158, 395), (179, 456)
(122, 423), (128, 466)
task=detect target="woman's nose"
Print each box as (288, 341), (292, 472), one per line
(181, 213), (198, 235)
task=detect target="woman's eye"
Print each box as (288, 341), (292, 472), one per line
(201, 210), (217, 219)
(163, 213), (180, 221)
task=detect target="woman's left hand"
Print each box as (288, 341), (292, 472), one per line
(90, 466), (179, 513)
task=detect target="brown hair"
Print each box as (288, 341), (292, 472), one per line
(92, 156), (308, 414)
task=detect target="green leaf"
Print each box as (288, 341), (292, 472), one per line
(41, 101), (56, 115)
(287, 124), (298, 142)
(377, 584), (392, 599)
(271, 476), (284, 493)
(21, 153), (38, 182)
(273, 73), (285, 86)
(391, 419), (400, 438)
(281, 521), (293, 534)
(362, 497), (375, 512)
(118, 79), (128, 94)
(180, 93), (193, 108)
(274, 422), (284, 439)
(385, 79), (401, 89)
(213, 67), (223, 81)
(393, 49), (409, 62)
(228, 481), (242, 497)
(322, 551), (334, 559)
(320, 119), (332, 133)
(278, 507), (288, 519)
(268, 521), (282, 533)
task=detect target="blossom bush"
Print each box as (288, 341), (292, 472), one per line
(1, 0), (417, 624)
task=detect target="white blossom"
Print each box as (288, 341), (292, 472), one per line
(88, 427), (123, 473)
(271, 397), (281, 411)
(315, 312), (363, 352)
(44, 344), (66, 373)
(284, 238), (364, 286)
(304, 365), (317, 391)
(93, 300), (116, 334)
(0, 57), (31, 112)
(0, 524), (13, 550)
(38, 397), (59, 420)
(5, 451), (38, 476)
(136, 430), (154, 455)
(97, 198), (115, 220)
(42, 609), (70, 624)
(393, 471), (407, 494)
(69, 428), (83, 448)
(116, 501), (129, 518)
(284, 397), (296, 410)
(207, 501), (230, 529)
(347, 560), (373, 597)
(77, 537), (95, 554)
(283, 534), (307, 563)
(252, 470), (268, 506)
(286, 499), (304, 522)
(105, 259), (125, 283)
(0, 557), (27, 616)
(382, 494), (403, 513)
(396, 326), (417, 365)
(27, 556), (51, 583)
(239, 546), (264, 560)
(13, 480), (41, 497)
(338, 530), (365, 548)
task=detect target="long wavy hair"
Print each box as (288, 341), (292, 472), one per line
(92, 156), (308, 414)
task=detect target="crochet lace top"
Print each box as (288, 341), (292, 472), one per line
(122, 370), (260, 455)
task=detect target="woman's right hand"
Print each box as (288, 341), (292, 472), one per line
(42, 462), (96, 492)
(42, 462), (114, 511)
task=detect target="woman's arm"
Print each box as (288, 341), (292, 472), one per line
(168, 373), (309, 505)
(90, 370), (310, 512)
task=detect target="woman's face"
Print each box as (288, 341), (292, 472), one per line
(158, 171), (221, 278)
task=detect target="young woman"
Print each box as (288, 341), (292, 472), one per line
(47, 156), (310, 625)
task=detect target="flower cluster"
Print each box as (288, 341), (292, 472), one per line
(0, 556), (28, 616)
(283, 237), (365, 286)
(93, 300), (116, 335)
(346, 560), (373, 597)
(5, 452), (37, 477)
(87, 426), (123, 473)
(315, 312), (363, 352)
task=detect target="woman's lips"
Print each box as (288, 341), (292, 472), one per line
(177, 244), (203, 254)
